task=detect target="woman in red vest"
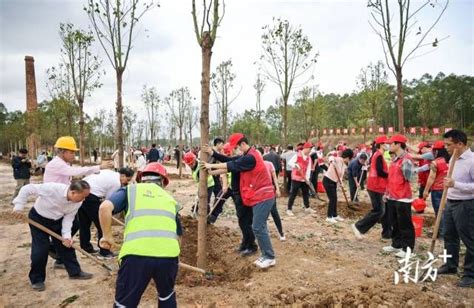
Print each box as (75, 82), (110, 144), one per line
(382, 135), (415, 259)
(203, 133), (277, 269)
(422, 140), (450, 236)
(286, 142), (314, 216)
(416, 142), (432, 198)
(352, 135), (391, 240)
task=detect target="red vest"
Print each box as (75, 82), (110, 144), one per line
(387, 153), (413, 200)
(367, 150), (388, 194)
(291, 152), (311, 182)
(417, 159), (430, 186)
(431, 157), (448, 191)
(240, 148), (276, 206)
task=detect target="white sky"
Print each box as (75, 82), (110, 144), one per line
(1, 0), (473, 130)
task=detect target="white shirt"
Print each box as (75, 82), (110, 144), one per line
(12, 183), (83, 239)
(288, 152), (311, 181)
(111, 150), (129, 169)
(136, 155), (147, 171)
(83, 170), (121, 199)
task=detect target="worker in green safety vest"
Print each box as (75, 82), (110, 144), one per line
(98, 162), (182, 308)
(183, 151), (215, 217)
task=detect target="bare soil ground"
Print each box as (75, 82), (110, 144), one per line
(0, 161), (472, 307)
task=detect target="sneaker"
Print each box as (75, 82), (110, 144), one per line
(97, 251), (117, 260)
(458, 277), (474, 288)
(53, 261), (66, 270)
(395, 250), (414, 258)
(82, 246), (99, 254)
(253, 257), (265, 265)
(304, 207), (315, 214)
(255, 258), (276, 269)
(31, 282), (45, 291)
(286, 210), (294, 216)
(240, 248), (257, 257)
(69, 271), (93, 280)
(279, 235), (286, 241)
(325, 217), (337, 224)
(351, 224), (363, 240)
(382, 245), (401, 253)
(334, 216), (345, 222)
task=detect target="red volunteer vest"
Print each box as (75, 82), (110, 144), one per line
(240, 148), (276, 206)
(417, 159), (430, 186)
(367, 150), (388, 194)
(431, 157), (448, 191)
(291, 152), (311, 182)
(387, 153), (413, 200)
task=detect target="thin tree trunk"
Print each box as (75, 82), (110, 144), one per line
(179, 127), (183, 178)
(116, 69), (124, 168)
(396, 67), (404, 133)
(197, 33), (212, 269)
(283, 95), (289, 147)
(78, 99), (85, 166)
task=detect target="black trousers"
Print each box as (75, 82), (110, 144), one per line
(348, 176), (358, 202)
(115, 255), (178, 308)
(210, 188), (232, 220)
(78, 194), (111, 255)
(443, 199), (474, 278)
(270, 198), (284, 236)
(356, 190), (386, 234)
(287, 180), (310, 210)
(285, 170), (292, 193)
(323, 176), (338, 218)
(388, 200), (415, 251)
(233, 192), (257, 251)
(29, 207), (81, 283)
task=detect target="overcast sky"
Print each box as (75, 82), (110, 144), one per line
(1, 0), (473, 127)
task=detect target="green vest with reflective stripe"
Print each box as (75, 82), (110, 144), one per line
(119, 183), (180, 260)
(192, 167), (215, 187)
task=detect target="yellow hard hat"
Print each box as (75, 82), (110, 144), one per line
(54, 136), (79, 151)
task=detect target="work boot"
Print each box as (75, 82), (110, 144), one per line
(31, 282), (45, 291)
(69, 271), (93, 280)
(437, 265), (457, 275)
(458, 277), (474, 288)
(207, 214), (217, 224)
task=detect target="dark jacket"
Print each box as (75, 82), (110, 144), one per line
(263, 151), (281, 174)
(147, 148), (159, 162)
(12, 156), (31, 179)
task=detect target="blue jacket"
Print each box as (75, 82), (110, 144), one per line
(147, 148), (160, 162)
(12, 156), (31, 179)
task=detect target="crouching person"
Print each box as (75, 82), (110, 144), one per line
(11, 180), (93, 291)
(98, 162), (182, 308)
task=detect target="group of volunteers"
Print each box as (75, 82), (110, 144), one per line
(8, 128), (473, 307)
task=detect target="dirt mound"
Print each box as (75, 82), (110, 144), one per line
(176, 216), (254, 287)
(0, 212), (27, 225)
(311, 200), (372, 219)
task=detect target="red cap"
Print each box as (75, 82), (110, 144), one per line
(228, 133), (245, 149)
(141, 162), (169, 187)
(417, 141), (431, 149)
(387, 134), (408, 144)
(303, 142), (312, 149)
(432, 140), (445, 150)
(183, 152), (196, 166)
(374, 135), (388, 145)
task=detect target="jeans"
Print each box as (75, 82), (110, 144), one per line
(443, 199), (474, 278)
(270, 199), (284, 236)
(78, 194), (111, 255)
(29, 207), (81, 283)
(431, 190), (444, 236)
(287, 180), (310, 210)
(355, 190), (385, 234)
(115, 256), (178, 308)
(252, 198), (275, 259)
(388, 200), (415, 252)
(323, 176), (338, 218)
(233, 192), (256, 251)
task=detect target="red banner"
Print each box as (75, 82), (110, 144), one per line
(388, 127), (394, 133)
(432, 128), (440, 135)
(351, 128), (356, 134)
(378, 127), (384, 133)
(343, 128), (348, 135)
(360, 128), (365, 133)
(409, 127), (416, 134)
(323, 129), (327, 135)
(369, 127), (373, 133)
(329, 129), (334, 135)
(336, 128), (341, 135)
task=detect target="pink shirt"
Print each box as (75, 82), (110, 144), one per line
(324, 157), (347, 184)
(43, 156), (100, 184)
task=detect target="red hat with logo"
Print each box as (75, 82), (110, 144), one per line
(432, 140), (445, 150)
(417, 141), (431, 149)
(303, 142), (312, 149)
(374, 135), (388, 145)
(228, 133), (245, 149)
(387, 134), (408, 144)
